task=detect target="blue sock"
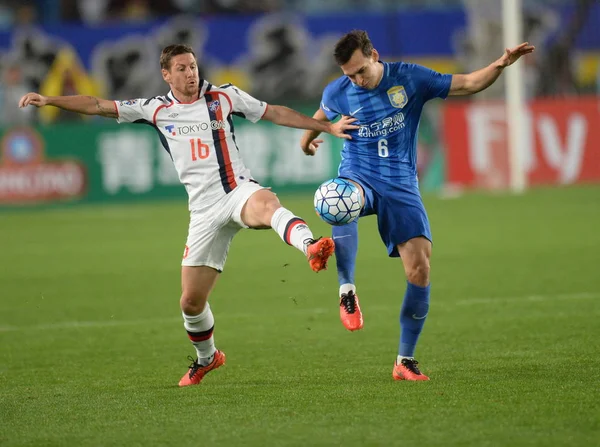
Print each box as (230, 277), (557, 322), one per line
(398, 281), (430, 357)
(332, 220), (358, 286)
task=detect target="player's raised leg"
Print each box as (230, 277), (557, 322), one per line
(241, 188), (334, 272)
(393, 236), (431, 381)
(179, 266), (226, 387)
(333, 220), (363, 331)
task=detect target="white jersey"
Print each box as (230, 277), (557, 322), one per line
(114, 80), (267, 210)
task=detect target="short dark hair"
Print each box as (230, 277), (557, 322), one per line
(333, 30), (374, 65)
(160, 44), (196, 70)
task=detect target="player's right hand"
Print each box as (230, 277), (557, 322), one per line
(301, 139), (323, 156)
(18, 93), (48, 108)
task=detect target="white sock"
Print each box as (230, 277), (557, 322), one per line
(183, 303), (216, 365)
(397, 355), (414, 365)
(339, 283), (356, 297)
(271, 207), (314, 255)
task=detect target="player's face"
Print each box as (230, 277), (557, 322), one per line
(162, 53), (200, 95)
(340, 48), (382, 89)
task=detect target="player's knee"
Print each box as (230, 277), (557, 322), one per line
(263, 196), (281, 217)
(406, 259), (430, 287)
(244, 189), (281, 226)
(180, 291), (208, 315)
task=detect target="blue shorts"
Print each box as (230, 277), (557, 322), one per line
(340, 174), (431, 257)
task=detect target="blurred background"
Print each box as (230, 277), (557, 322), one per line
(0, 0), (598, 206)
(2, 4), (599, 444)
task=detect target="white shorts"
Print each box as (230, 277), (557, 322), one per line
(182, 181), (265, 271)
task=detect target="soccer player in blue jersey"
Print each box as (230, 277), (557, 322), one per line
(300, 30), (534, 380)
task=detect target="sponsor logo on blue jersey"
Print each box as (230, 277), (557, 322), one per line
(357, 111), (405, 138)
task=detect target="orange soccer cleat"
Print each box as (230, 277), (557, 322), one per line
(178, 350), (226, 387)
(306, 237), (335, 272)
(339, 291), (363, 331)
(392, 358), (430, 381)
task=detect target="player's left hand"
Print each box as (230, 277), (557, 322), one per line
(498, 42), (535, 68)
(329, 115), (359, 140)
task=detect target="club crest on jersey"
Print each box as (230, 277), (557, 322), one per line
(119, 99), (137, 106)
(208, 100), (220, 112)
(387, 86), (408, 109)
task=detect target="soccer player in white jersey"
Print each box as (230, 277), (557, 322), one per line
(19, 44), (359, 387)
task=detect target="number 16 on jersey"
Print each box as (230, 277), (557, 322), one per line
(190, 138), (210, 161)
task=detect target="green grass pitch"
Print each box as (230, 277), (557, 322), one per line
(1, 185), (599, 446)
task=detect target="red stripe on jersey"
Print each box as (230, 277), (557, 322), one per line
(153, 104), (170, 125)
(219, 92), (233, 110)
(212, 92), (237, 191)
(112, 100), (120, 118)
(261, 104), (269, 119)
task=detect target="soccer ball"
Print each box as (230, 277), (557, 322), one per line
(314, 178), (363, 226)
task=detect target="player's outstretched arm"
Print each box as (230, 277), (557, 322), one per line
(300, 108), (330, 156)
(263, 104), (358, 140)
(18, 93), (118, 118)
(449, 42), (535, 96)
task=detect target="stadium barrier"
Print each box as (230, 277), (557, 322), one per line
(443, 97), (600, 190)
(3, 97), (597, 208)
(0, 115), (343, 207)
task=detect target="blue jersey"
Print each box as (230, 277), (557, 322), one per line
(320, 61), (452, 183)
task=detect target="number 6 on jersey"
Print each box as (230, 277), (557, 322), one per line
(378, 138), (389, 158)
(190, 138), (210, 161)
